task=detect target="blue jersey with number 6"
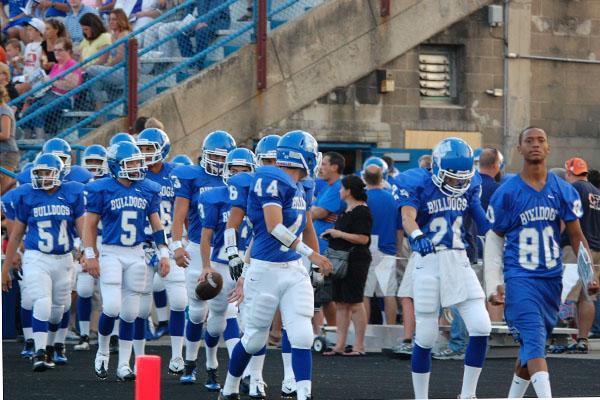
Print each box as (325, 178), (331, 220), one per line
(227, 172), (254, 251)
(487, 173), (582, 279)
(144, 162), (178, 240)
(199, 186), (231, 264)
(247, 166), (308, 263)
(15, 182), (86, 254)
(85, 177), (161, 247)
(397, 167), (489, 250)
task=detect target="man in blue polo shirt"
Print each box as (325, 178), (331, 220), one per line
(64, 0), (99, 44)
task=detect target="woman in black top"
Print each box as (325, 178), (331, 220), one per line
(322, 175), (372, 356)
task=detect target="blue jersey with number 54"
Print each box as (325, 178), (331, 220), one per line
(397, 168), (489, 250)
(85, 177), (161, 247)
(15, 182), (86, 254)
(487, 173), (582, 279)
(247, 166), (308, 263)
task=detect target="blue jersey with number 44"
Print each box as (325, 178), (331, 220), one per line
(247, 166), (308, 263)
(15, 182), (86, 254)
(397, 168), (489, 250)
(487, 173), (582, 279)
(85, 177), (161, 247)
(144, 162), (178, 240)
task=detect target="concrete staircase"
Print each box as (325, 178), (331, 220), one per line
(80, 0), (494, 154)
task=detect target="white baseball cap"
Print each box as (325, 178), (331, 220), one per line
(27, 18), (46, 35)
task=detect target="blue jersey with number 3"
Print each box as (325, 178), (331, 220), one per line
(487, 173), (582, 279)
(144, 162), (178, 240)
(85, 177), (161, 247)
(15, 182), (86, 254)
(247, 166), (308, 263)
(397, 167), (489, 250)
(171, 165), (224, 244)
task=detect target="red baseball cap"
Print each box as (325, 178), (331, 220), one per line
(565, 157), (588, 175)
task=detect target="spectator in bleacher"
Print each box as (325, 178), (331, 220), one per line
(64, 0), (100, 45)
(42, 19), (70, 74)
(321, 175), (372, 357)
(5, 39), (23, 80)
(14, 18), (47, 96)
(113, 0), (162, 32)
(105, 8), (132, 65)
(79, 13), (112, 65)
(418, 154), (432, 170)
(0, 63), (20, 105)
(32, 0), (70, 20)
(589, 169), (600, 339)
(22, 37), (83, 138)
(561, 157), (600, 354)
(0, 85), (18, 194)
(0, 0), (30, 40)
(176, 0), (230, 69)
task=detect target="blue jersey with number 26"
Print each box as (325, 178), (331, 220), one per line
(15, 182), (86, 254)
(397, 167), (489, 250)
(85, 177), (161, 247)
(487, 173), (582, 280)
(247, 166), (308, 263)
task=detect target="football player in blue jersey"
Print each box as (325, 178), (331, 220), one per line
(218, 130), (332, 400)
(485, 127), (598, 398)
(16, 161), (35, 185)
(83, 141), (170, 382)
(198, 148), (256, 392)
(397, 137), (492, 399)
(170, 130), (235, 386)
(136, 127), (188, 374)
(172, 154), (193, 166)
(2, 154), (86, 372)
(109, 132), (136, 146)
(82, 145), (109, 178)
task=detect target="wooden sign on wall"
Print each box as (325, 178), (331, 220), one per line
(404, 130), (482, 149)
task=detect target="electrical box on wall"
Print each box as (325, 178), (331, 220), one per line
(488, 5), (503, 27)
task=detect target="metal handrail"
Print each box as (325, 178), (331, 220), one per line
(0, 167), (17, 179)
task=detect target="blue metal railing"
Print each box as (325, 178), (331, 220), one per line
(14, 0), (317, 163)
(0, 167), (17, 179)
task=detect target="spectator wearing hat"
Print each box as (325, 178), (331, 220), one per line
(64, 0), (99, 44)
(15, 18), (47, 95)
(561, 157), (600, 353)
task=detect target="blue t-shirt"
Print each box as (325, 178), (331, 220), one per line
(247, 166), (308, 263)
(85, 177), (161, 247)
(397, 167), (489, 250)
(44, 0), (67, 18)
(15, 182), (85, 254)
(487, 173), (582, 280)
(313, 178), (344, 253)
(2, 0), (27, 18)
(479, 172), (500, 211)
(171, 165), (224, 244)
(199, 186), (231, 264)
(143, 162), (177, 240)
(367, 188), (401, 255)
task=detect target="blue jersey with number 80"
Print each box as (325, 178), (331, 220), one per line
(15, 182), (86, 254)
(85, 177), (161, 247)
(487, 173), (582, 279)
(247, 166), (308, 263)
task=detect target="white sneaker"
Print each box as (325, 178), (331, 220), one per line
(94, 352), (109, 380)
(168, 356), (185, 375)
(281, 377), (297, 398)
(249, 377), (267, 399)
(116, 363), (136, 382)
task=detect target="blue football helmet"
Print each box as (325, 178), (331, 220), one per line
(82, 144), (108, 177)
(431, 137), (474, 197)
(107, 142), (147, 181)
(31, 153), (65, 190)
(276, 130), (322, 179)
(171, 154), (193, 166)
(42, 138), (72, 176)
(362, 156), (389, 180)
(200, 130), (236, 176)
(255, 135), (280, 165)
(109, 132), (135, 147)
(223, 148), (257, 182)
(137, 128), (171, 165)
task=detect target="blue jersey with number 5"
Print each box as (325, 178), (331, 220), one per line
(144, 162), (178, 240)
(85, 177), (161, 247)
(487, 173), (582, 279)
(247, 166), (308, 263)
(397, 167), (489, 250)
(15, 182), (86, 254)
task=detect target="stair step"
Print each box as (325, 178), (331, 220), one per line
(224, 45), (240, 57)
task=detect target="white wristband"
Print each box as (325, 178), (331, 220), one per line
(226, 246), (239, 257)
(296, 242), (314, 258)
(271, 223), (297, 248)
(170, 240), (183, 251)
(241, 263), (250, 278)
(84, 247), (96, 259)
(410, 229), (424, 240)
(159, 247), (169, 259)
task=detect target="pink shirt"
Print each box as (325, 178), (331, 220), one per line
(50, 58), (83, 95)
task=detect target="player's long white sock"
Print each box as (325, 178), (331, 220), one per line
(225, 337), (239, 358)
(54, 327), (68, 345)
(47, 329), (57, 347)
(223, 372), (242, 395)
(460, 365), (482, 398)
(112, 319), (120, 336)
(156, 306), (169, 323)
(205, 344), (219, 369)
(118, 339), (133, 367)
(98, 333), (110, 355)
(508, 374), (530, 398)
(171, 336), (183, 360)
(133, 339), (145, 357)
(79, 321), (90, 337)
(296, 380), (312, 400)
(249, 353), (266, 382)
(23, 327), (33, 341)
(282, 351), (294, 381)
(530, 371), (551, 398)
(33, 331), (48, 352)
(185, 339), (201, 361)
(412, 372), (430, 399)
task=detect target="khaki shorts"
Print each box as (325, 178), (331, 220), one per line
(0, 151), (19, 170)
(563, 246), (600, 302)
